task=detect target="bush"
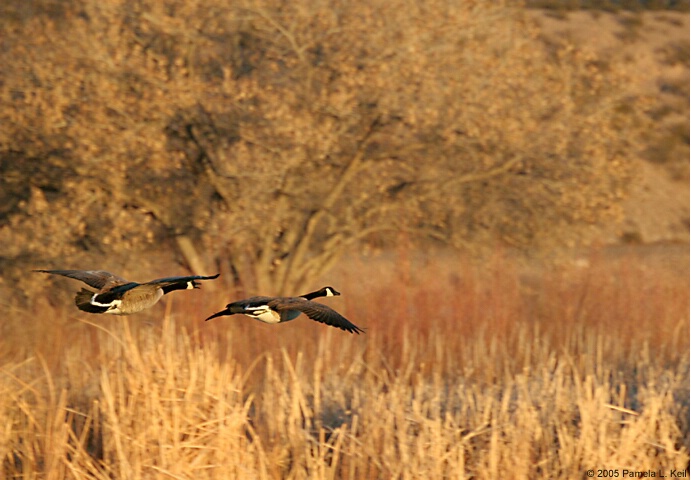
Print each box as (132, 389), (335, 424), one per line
(0, 0), (648, 293)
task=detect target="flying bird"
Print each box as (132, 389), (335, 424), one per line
(34, 269), (220, 315)
(205, 286), (364, 334)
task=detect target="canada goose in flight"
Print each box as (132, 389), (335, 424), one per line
(34, 269), (220, 315)
(205, 286), (364, 334)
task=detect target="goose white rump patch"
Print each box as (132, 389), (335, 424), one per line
(90, 294), (123, 314)
(244, 305), (282, 324)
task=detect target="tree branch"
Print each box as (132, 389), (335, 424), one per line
(277, 116), (381, 292)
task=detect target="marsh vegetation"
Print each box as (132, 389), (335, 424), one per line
(2, 248), (688, 478)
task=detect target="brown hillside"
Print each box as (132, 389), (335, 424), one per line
(532, 10), (689, 245)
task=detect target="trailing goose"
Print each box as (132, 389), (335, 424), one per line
(34, 269), (220, 315)
(205, 286), (364, 334)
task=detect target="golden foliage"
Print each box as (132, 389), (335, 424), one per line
(1, 0), (649, 292)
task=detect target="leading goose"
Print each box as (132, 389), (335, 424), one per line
(34, 269), (220, 315)
(205, 286), (364, 334)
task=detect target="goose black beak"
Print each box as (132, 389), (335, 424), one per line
(205, 308), (231, 321)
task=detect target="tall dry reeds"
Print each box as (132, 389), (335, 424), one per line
(1, 247), (688, 478)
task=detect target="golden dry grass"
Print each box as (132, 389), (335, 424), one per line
(1, 246), (689, 479)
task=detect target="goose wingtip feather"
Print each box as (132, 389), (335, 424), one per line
(204, 305), (233, 321)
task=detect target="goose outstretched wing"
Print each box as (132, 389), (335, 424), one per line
(271, 299), (364, 334)
(147, 274), (220, 293)
(34, 269), (130, 290)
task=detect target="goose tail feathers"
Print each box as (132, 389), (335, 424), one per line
(74, 288), (109, 314)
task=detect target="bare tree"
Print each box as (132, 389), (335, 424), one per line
(0, 0), (646, 296)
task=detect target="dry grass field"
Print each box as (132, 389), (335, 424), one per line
(1, 246), (688, 479)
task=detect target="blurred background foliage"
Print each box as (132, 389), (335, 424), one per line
(0, 0), (684, 297)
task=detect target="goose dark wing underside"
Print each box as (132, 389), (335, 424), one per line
(292, 302), (364, 334)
